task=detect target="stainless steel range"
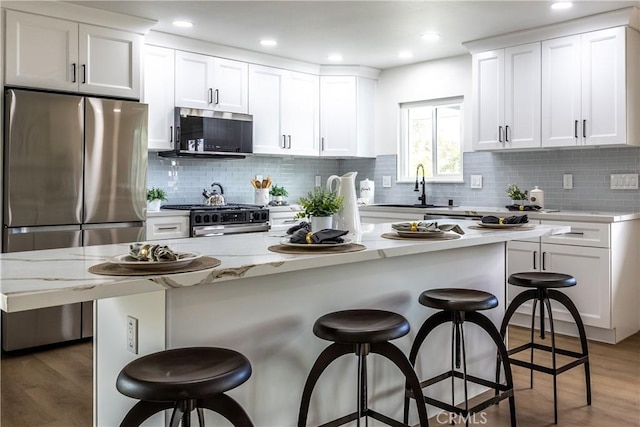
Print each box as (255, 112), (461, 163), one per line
(162, 204), (269, 237)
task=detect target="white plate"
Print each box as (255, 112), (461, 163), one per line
(396, 230), (445, 238)
(281, 238), (353, 248)
(109, 252), (201, 270)
(477, 222), (527, 229)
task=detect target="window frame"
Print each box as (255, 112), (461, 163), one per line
(397, 96), (464, 183)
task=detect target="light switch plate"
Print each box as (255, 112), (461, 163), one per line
(470, 175), (482, 189)
(382, 176), (392, 188)
(315, 175), (321, 187)
(563, 174), (573, 190)
(127, 315), (138, 354)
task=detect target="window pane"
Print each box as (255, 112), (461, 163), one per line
(408, 106), (433, 177)
(436, 105), (461, 175)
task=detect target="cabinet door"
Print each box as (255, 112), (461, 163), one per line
(506, 240), (540, 312)
(248, 65), (285, 154)
(5, 11), (79, 92)
(146, 216), (190, 240)
(212, 58), (248, 113)
(504, 43), (540, 149)
(542, 243), (611, 329)
(144, 46), (175, 150)
(79, 25), (142, 99)
(541, 35), (582, 147)
(283, 71), (319, 156)
(175, 51), (214, 109)
(320, 76), (357, 156)
(581, 27), (626, 146)
(472, 49), (504, 150)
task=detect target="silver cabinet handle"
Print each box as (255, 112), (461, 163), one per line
(214, 89), (219, 105)
(563, 232), (585, 236)
(169, 126), (173, 143)
(505, 125), (510, 143)
(157, 226), (179, 231)
(281, 135), (287, 149)
(81, 64), (86, 84)
(574, 120), (578, 138)
(71, 63), (77, 83)
(498, 126), (503, 143)
(208, 88), (213, 104)
(583, 119), (586, 139)
(287, 135), (292, 149)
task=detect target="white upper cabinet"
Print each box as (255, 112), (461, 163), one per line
(472, 42), (540, 150)
(5, 11), (142, 99)
(249, 64), (318, 156)
(143, 45), (175, 151)
(175, 51), (248, 113)
(542, 27), (639, 147)
(320, 76), (375, 158)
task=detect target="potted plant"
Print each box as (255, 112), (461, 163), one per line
(507, 184), (528, 205)
(147, 187), (167, 212)
(295, 187), (344, 231)
(269, 184), (289, 203)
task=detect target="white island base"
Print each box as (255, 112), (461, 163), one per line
(96, 242), (509, 427)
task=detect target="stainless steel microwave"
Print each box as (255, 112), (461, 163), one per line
(158, 108), (253, 159)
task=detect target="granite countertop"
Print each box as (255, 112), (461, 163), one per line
(0, 222), (568, 313)
(359, 204), (640, 223)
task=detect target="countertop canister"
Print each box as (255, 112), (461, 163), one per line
(529, 186), (544, 208)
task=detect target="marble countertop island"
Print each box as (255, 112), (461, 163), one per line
(0, 222), (569, 313)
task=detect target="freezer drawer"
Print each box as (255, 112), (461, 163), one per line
(82, 223), (145, 246)
(3, 226), (81, 253)
(2, 303), (82, 351)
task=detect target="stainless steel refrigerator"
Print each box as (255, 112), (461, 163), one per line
(2, 89), (147, 351)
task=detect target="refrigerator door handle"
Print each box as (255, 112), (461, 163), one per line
(81, 222), (144, 230)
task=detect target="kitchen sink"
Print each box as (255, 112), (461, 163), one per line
(376, 204), (452, 208)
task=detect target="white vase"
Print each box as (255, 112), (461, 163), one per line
(310, 216), (333, 231)
(147, 199), (162, 212)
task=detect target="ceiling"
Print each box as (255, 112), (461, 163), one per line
(68, 0), (639, 69)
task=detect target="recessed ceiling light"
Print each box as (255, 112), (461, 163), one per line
(421, 32), (441, 42)
(551, 1), (573, 10)
(260, 39), (278, 47)
(172, 20), (193, 28)
(327, 54), (343, 62)
(398, 51), (413, 59)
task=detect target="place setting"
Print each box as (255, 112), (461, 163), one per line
(382, 221), (465, 241)
(468, 214), (535, 231)
(88, 243), (222, 276)
(268, 222), (366, 254)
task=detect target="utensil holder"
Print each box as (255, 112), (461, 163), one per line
(255, 189), (269, 206)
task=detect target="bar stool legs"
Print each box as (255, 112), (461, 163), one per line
(498, 287), (591, 424)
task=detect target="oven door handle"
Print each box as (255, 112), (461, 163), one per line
(192, 223), (269, 237)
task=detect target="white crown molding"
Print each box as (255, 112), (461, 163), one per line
(319, 65), (381, 79)
(1, 1), (157, 35)
(463, 6), (640, 53)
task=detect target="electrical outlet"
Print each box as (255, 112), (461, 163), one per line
(382, 176), (392, 188)
(470, 175), (483, 189)
(315, 175), (321, 187)
(127, 316), (138, 354)
(611, 174), (639, 190)
(563, 174), (573, 190)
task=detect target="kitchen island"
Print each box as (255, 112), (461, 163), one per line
(0, 221), (568, 426)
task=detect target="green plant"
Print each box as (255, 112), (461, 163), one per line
(506, 184), (528, 200)
(269, 184), (288, 197)
(295, 187), (344, 219)
(147, 187), (168, 202)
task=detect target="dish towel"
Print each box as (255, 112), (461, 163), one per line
(505, 204), (541, 211)
(481, 215), (529, 224)
(391, 221), (465, 235)
(289, 228), (349, 244)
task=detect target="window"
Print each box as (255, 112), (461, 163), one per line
(398, 97), (463, 182)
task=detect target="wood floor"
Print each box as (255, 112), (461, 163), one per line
(0, 328), (638, 426)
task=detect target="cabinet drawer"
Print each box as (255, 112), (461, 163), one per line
(146, 216), (190, 240)
(541, 221), (609, 248)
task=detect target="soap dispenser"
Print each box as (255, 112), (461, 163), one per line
(530, 186), (544, 208)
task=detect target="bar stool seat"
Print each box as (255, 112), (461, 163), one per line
(405, 288), (516, 427)
(298, 309), (429, 427)
(116, 347), (254, 427)
(499, 272), (591, 424)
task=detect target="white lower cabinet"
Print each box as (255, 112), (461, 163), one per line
(507, 219), (639, 343)
(146, 216), (190, 241)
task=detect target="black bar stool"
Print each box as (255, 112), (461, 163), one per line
(297, 309), (429, 427)
(116, 347), (254, 427)
(404, 288), (516, 427)
(498, 272), (591, 424)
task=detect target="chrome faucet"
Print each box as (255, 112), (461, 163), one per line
(414, 164), (427, 206)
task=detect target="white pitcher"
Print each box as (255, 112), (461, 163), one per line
(326, 171), (361, 235)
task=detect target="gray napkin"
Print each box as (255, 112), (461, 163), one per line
(392, 221), (465, 235)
